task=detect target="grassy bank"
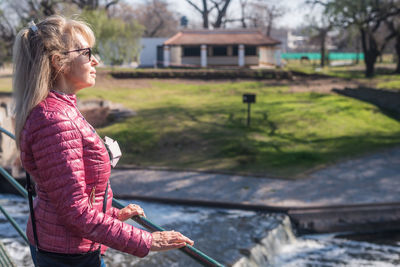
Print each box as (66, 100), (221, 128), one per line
(0, 77), (11, 92)
(77, 76), (400, 177)
(286, 61), (400, 91)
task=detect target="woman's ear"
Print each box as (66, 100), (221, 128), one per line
(51, 54), (67, 74)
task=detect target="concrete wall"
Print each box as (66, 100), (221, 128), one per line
(244, 56), (259, 66)
(181, 56), (260, 67)
(208, 56), (238, 66)
(139, 38), (168, 67)
(259, 46), (278, 66)
(181, 57), (201, 66)
(170, 46), (182, 66)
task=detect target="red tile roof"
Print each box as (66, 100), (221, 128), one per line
(164, 29), (281, 46)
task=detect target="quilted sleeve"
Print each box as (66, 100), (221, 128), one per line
(110, 206), (121, 219)
(30, 111), (152, 257)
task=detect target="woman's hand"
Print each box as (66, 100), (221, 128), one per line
(117, 204), (145, 221)
(151, 231), (194, 251)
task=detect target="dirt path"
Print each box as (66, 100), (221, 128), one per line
(287, 77), (362, 93)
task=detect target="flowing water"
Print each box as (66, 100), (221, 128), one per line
(1, 194), (400, 267)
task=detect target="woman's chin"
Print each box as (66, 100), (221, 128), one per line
(85, 80), (96, 88)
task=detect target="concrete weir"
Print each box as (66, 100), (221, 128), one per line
(233, 216), (296, 267)
(115, 194), (400, 235)
(289, 202), (400, 234)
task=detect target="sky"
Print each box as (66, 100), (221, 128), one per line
(162, 0), (317, 29)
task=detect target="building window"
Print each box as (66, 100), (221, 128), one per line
(233, 46), (238, 56)
(245, 46), (257, 56)
(183, 46), (201, 56)
(213, 46), (228, 56)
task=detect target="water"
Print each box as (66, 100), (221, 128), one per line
(1, 194), (400, 266)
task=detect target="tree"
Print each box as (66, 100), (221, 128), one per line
(385, 10), (400, 73)
(303, 12), (334, 67)
(225, 0), (285, 35)
(0, 8), (16, 62)
(184, 0), (232, 29)
(0, 0), (54, 62)
(82, 9), (144, 65)
(310, 0), (400, 77)
(67, 0), (120, 10)
(112, 0), (179, 37)
(0, 0), (124, 62)
(246, 1), (285, 36)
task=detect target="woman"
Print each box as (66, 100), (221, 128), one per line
(12, 15), (193, 266)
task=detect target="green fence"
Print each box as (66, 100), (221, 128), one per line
(282, 52), (364, 60)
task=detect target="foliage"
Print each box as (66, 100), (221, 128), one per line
(0, 0), (121, 62)
(81, 9), (144, 65)
(311, 0), (400, 77)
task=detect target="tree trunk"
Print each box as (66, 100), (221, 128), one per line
(365, 54), (376, 77)
(320, 31), (326, 68)
(202, 0), (209, 28)
(395, 35), (400, 73)
(266, 18), (272, 36)
(360, 28), (378, 77)
(355, 39), (360, 64)
(239, 0), (246, 28)
(213, 0), (232, 28)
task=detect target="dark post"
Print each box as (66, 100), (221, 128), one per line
(247, 102), (251, 126)
(243, 94), (256, 127)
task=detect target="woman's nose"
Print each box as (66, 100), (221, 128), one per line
(91, 55), (100, 66)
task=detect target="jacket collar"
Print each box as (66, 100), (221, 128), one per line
(49, 90), (77, 106)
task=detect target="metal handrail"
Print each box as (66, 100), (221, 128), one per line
(113, 199), (224, 266)
(0, 203), (28, 244)
(0, 126), (224, 267)
(0, 240), (16, 267)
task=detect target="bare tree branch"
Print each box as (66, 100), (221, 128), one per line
(105, 0), (119, 10)
(185, 0), (204, 13)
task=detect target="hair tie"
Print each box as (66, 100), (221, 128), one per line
(28, 21), (38, 33)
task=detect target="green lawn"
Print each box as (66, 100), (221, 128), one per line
(77, 78), (400, 178)
(0, 76), (12, 92)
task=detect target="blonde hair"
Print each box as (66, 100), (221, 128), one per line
(12, 15), (95, 147)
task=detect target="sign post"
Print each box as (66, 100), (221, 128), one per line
(242, 94), (256, 127)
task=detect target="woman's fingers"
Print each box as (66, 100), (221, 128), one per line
(117, 204), (146, 221)
(128, 204), (146, 217)
(151, 231), (194, 251)
(172, 232), (194, 246)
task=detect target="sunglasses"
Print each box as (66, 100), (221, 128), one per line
(64, 47), (92, 61)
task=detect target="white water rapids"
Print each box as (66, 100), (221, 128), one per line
(1, 194), (400, 266)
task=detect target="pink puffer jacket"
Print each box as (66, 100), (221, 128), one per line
(20, 91), (152, 256)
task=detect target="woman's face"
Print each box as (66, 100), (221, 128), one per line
(63, 34), (98, 93)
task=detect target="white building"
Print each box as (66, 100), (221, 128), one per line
(139, 38), (168, 68)
(163, 29), (282, 68)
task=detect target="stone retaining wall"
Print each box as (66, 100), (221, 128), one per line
(333, 86), (400, 117)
